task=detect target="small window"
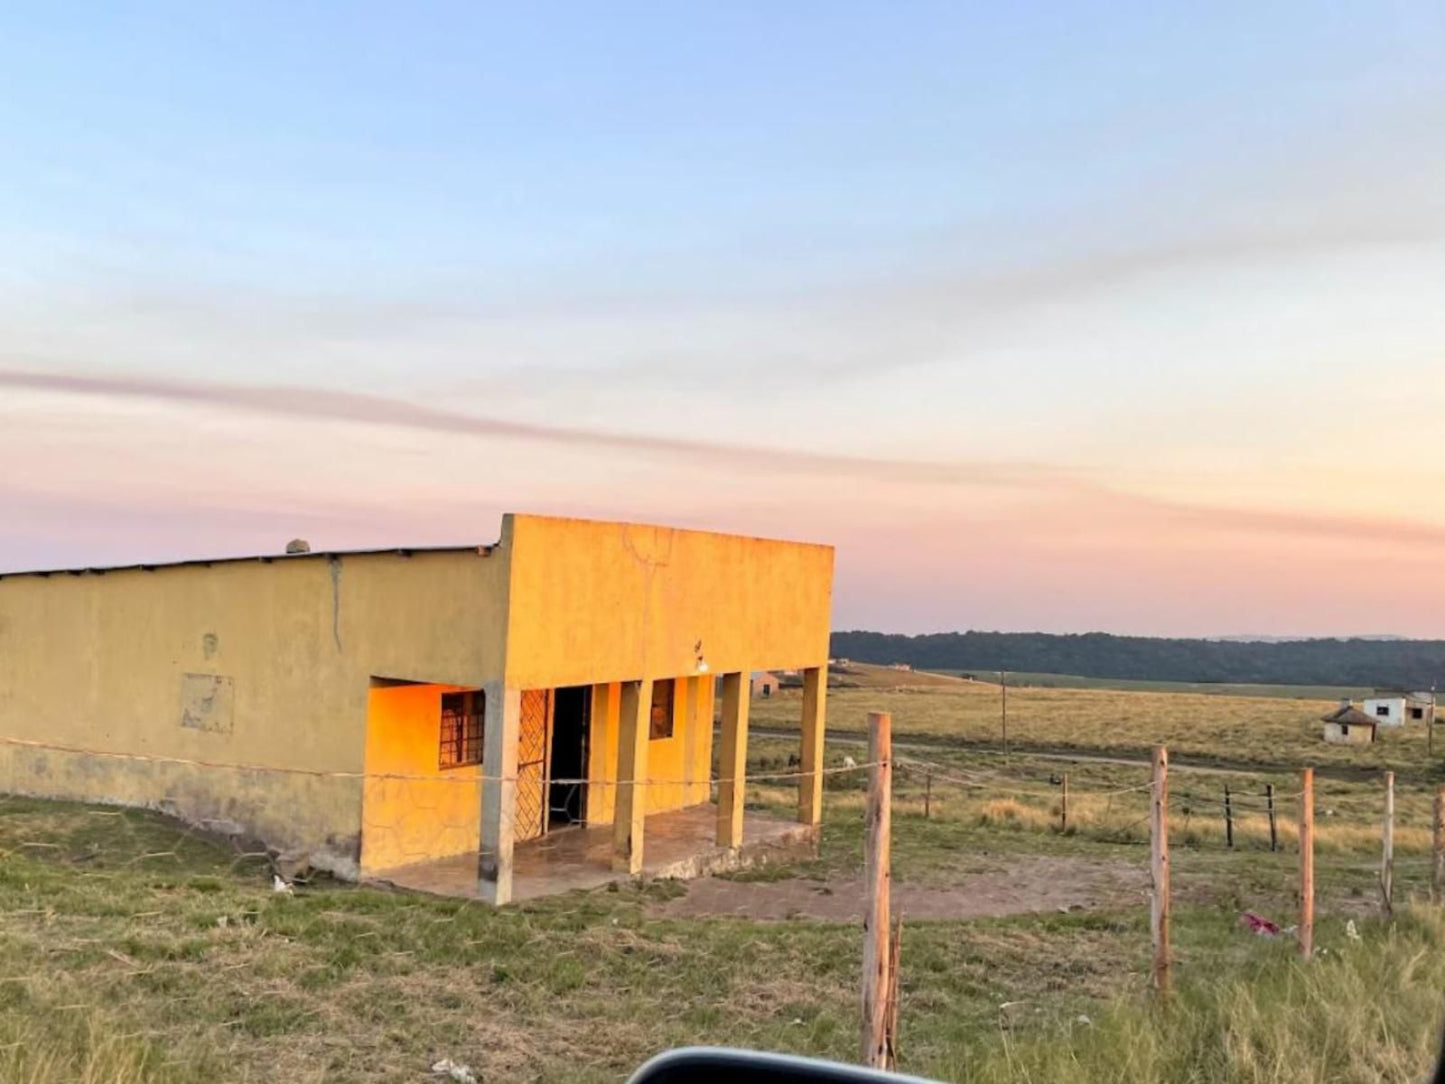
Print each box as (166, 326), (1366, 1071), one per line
(1340, 724), (1349, 736)
(440, 690), (485, 768)
(1410, 707), (1425, 720)
(1376, 705), (1390, 717)
(649, 680), (675, 741)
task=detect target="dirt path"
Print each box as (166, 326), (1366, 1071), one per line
(652, 855), (1149, 922)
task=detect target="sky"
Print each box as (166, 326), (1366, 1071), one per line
(2, 2), (1444, 637)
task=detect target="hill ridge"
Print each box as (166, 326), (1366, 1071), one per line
(829, 629), (1445, 688)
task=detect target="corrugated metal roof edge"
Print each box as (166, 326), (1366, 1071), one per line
(0, 544), (496, 581)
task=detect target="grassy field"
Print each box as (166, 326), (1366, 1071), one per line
(2, 730), (1441, 1084)
(940, 669), (1372, 702)
(955, 906), (1445, 1084)
(2, 671), (1440, 1082)
(753, 677), (1443, 775)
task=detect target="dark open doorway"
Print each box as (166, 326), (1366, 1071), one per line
(548, 685), (590, 827)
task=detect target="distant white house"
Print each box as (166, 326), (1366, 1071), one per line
(1362, 691), (1434, 727)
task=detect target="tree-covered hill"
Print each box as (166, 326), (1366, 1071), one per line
(829, 630), (1445, 689)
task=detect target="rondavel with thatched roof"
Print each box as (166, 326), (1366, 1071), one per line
(1321, 701), (1378, 746)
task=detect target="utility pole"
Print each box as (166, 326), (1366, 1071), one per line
(1429, 683), (1437, 760)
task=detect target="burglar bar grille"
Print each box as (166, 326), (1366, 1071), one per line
(515, 689), (550, 842)
(439, 691), (484, 769)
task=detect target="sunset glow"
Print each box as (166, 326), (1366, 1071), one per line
(3, 3), (1443, 636)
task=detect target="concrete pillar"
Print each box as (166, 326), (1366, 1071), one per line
(477, 684), (521, 905)
(799, 665), (828, 825)
(612, 678), (652, 874)
(716, 671), (750, 848)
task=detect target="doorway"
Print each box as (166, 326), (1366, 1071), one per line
(548, 685), (590, 827)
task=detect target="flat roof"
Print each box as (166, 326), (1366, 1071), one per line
(0, 544), (495, 581)
(0, 512), (830, 582)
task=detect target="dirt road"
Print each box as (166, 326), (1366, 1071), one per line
(652, 855), (1149, 922)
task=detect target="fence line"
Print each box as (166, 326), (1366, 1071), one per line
(0, 732), (876, 788)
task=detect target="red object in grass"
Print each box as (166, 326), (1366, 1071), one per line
(1239, 911), (1281, 936)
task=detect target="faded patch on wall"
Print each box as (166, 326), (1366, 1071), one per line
(180, 673), (235, 734)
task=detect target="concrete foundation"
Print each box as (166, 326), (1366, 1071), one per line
(368, 802), (818, 902)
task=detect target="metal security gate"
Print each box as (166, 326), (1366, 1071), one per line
(515, 689), (552, 843)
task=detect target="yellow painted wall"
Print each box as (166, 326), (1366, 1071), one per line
(0, 513), (832, 874)
(587, 683), (620, 825)
(361, 683), (481, 874)
(584, 675), (714, 825)
(0, 546), (510, 874)
(504, 515), (834, 690)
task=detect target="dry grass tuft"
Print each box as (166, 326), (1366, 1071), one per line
(951, 906), (1445, 1084)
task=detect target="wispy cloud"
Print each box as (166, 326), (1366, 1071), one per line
(9, 366), (1445, 558)
(0, 367), (1069, 490)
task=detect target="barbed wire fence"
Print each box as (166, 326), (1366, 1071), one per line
(1, 721), (1444, 1074)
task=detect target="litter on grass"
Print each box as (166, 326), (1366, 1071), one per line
(431, 1059), (477, 1083)
(1239, 911), (1281, 937)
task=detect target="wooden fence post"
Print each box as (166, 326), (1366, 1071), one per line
(1266, 783), (1278, 853)
(1380, 771), (1395, 918)
(1433, 784), (1444, 904)
(884, 918), (902, 1070)
(1150, 745), (1170, 998)
(924, 771), (931, 821)
(1060, 772), (1069, 834)
(1299, 767), (1315, 960)
(861, 712), (893, 1069)
(1223, 785), (1234, 849)
(1000, 671), (1009, 764)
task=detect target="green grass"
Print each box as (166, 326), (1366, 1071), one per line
(952, 906), (1445, 1084)
(742, 739), (1438, 903)
(750, 683), (1445, 777)
(1, 740), (1440, 1083)
(0, 793), (1149, 1082)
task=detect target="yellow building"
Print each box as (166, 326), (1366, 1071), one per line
(0, 514), (833, 904)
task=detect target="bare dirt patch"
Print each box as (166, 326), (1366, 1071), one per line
(652, 855), (1150, 922)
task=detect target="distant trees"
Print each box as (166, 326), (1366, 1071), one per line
(828, 630), (1445, 688)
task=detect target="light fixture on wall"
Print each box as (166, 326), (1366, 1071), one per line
(694, 639), (709, 674)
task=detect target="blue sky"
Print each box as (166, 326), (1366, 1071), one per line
(3, 3), (1444, 634)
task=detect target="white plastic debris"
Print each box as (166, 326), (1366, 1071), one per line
(216, 915), (229, 928)
(1075, 1014), (1093, 1027)
(272, 874), (294, 895)
(1345, 919), (1361, 942)
(431, 1059), (477, 1083)
(842, 755), (858, 770)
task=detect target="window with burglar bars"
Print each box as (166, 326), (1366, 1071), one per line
(439, 690), (485, 768)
